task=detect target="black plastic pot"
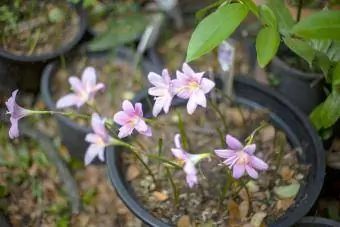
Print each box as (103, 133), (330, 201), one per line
(296, 217), (340, 227)
(41, 47), (162, 162)
(267, 51), (325, 115)
(106, 76), (325, 227)
(0, 5), (87, 96)
(0, 213), (10, 227)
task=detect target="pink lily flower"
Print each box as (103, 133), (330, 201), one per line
(172, 63), (215, 114)
(214, 134), (269, 179)
(113, 100), (152, 138)
(56, 67), (105, 109)
(171, 134), (210, 188)
(84, 113), (111, 165)
(5, 90), (32, 139)
(148, 69), (174, 117)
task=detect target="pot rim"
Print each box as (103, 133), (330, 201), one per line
(297, 216), (340, 226)
(106, 76), (325, 227)
(0, 4), (87, 63)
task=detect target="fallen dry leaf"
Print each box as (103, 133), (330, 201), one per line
(279, 166), (294, 181)
(239, 200), (249, 220)
(276, 198), (294, 211)
(259, 126), (275, 142)
(228, 199), (241, 226)
(239, 188), (250, 201)
(126, 164), (140, 181)
(250, 212), (267, 227)
(153, 191), (168, 201)
(177, 215), (191, 227)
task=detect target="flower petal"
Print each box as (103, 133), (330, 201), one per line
(244, 144), (256, 154)
(148, 87), (166, 96)
(93, 83), (105, 93)
(68, 77), (84, 93)
(245, 165), (259, 179)
(187, 95), (198, 115)
(85, 133), (101, 144)
(118, 124), (134, 138)
(91, 113), (107, 138)
(148, 72), (164, 86)
(232, 164), (245, 179)
(250, 156), (269, 171)
(84, 144), (102, 165)
(182, 63), (196, 76)
(163, 94), (172, 113)
(140, 126), (152, 137)
(5, 89), (18, 113)
(200, 78), (215, 94)
(122, 100), (135, 115)
(193, 90), (207, 108)
(82, 67), (97, 89)
(152, 98), (164, 117)
(162, 69), (171, 84)
(113, 111), (130, 125)
(226, 135), (243, 150)
(174, 133), (182, 149)
(186, 173), (198, 188)
(135, 119), (148, 133)
(98, 149), (105, 161)
(214, 149), (236, 159)
(9, 118), (19, 139)
(56, 94), (82, 109)
(171, 148), (187, 160)
(134, 103), (143, 117)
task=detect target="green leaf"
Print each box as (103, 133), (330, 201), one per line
(292, 10), (340, 40)
(284, 37), (315, 67)
(48, 7), (65, 23)
(310, 39), (332, 53)
(310, 92), (340, 129)
(195, 0), (226, 21)
(88, 14), (148, 51)
(327, 41), (340, 62)
(274, 183), (300, 199)
(332, 62), (340, 87)
(267, 0), (295, 35)
(186, 3), (248, 62)
(316, 52), (331, 76)
(256, 26), (280, 68)
(258, 4), (276, 27)
(240, 0), (259, 17)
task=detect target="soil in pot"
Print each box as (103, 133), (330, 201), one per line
(51, 50), (147, 126)
(121, 101), (310, 226)
(0, 0), (80, 56)
(157, 28), (251, 77)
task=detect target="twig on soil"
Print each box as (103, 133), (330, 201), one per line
(19, 122), (80, 214)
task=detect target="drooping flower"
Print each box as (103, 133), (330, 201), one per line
(113, 100), (152, 138)
(171, 133), (210, 188)
(148, 69), (174, 117)
(172, 63), (215, 114)
(56, 67), (105, 109)
(217, 40), (235, 72)
(84, 113), (111, 165)
(214, 134), (269, 179)
(5, 90), (33, 139)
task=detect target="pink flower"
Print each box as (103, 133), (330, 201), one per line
(215, 134), (269, 179)
(172, 63), (215, 114)
(5, 90), (32, 139)
(148, 69), (174, 117)
(171, 134), (210, 188)
(113, 100), (152, 138)
(56, 67), (105, 109)
(84, 113), (111, 165)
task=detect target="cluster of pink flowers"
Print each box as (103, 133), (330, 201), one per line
(5, 63), (268, 188)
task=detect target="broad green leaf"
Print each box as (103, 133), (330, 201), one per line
(240, 0), (259, 17)
(316, 52), (331, 76)
(310, 39), (332, 53)
(332, 62), (340, 87)
(274, 183), (300, 199)
(88, 14), (148, 51)
(292, 10), (340, 40)
(256, 26), (280, 68)
(258, 4), (276, 27)
(310, 92), (340, 129)
(186, 3), (248, 62)
(267, 0), (295, 35)
(327, 41), (340, 61)
(284, 37), (315, 67)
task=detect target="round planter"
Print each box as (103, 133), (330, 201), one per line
(296, 216), (340, 227)
(41, 47), (162, 162)
(267, 52), (325, 115)
(106, 76), (325, 226)
(0, 213), (10, 227)
(0, 4), (87, 95)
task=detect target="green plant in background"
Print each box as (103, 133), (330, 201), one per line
(186, 0), (340, 135)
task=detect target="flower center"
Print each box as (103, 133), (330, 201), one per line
(236, 151), (249, 165)
(188, 81), (199, 91)
(129, 115), (140, 125)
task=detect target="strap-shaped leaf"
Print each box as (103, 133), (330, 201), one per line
(267, 0), (295, 36)
(256, 26), (280, 68)
(258, 4), (276, 28)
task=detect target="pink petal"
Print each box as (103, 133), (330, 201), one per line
(140, 126), (152, 137)
(68, 77), (84, 93)
(85, 144), (103, 165)
(91, 113), (105, 135)
(223, 156), (239, 167)
(174, 133), (182, 149)
(5, 89), (18, 113)
(171, 148), (187, 160)
(244, 144), (256, 154)
(186, 173), (198, 188)
(200, 78), (215, 94)
(9, 118), (19, 139)
(245, 165), (259, 179)
(162, 69), (171, 84)
(135, 119), (148, 133)
(152, 98), (164, 117)
(85, 133), (101, 144)
(82, 67), (97, 88)
(148, 87), (166, 96)
(92, 83), (105, 93)
(184, 161), (197, 177)
(113, 111), (130, 125)
(122, 100), (135, 115)
(250, 156), (269, 171)
(162, 95), (172, 113)
(134, 103), (143, 117)
(193, 90), (207, 108)
(192, 72), (205, 82)
(176, 70), (190, 81)
(182, 63), (196, 77)
(226, 135), (243, 150)
(232, 164), (245, 179)
(148, 72), (164, 86)
(98, 149), (105, 161)
(214, 149), (236, 159)
(118, 124), (134, 138)
(172, 80), (192, 99)
(56, 94), (82, 109)
(187, 95), (198, 115)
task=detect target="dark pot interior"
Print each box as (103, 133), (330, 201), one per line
(295, 216), (340, 227)
(106, 76), (325, 227)
(41, 47), (161, 162)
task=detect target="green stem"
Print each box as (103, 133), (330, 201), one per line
(165, 167), (179, 207)
(208, 99), (228, 132)
(296, 0), (303, 22)
(275, 132), (286, 174)
(28, 28), (40, 55)
(146, 154), (182, 168)
(60, 55), (66, 69)
(157, 137), (163, 172)
(245, 121), (268, 145)
(31, 110), (89, 119)
(177, 111), (189, 151)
